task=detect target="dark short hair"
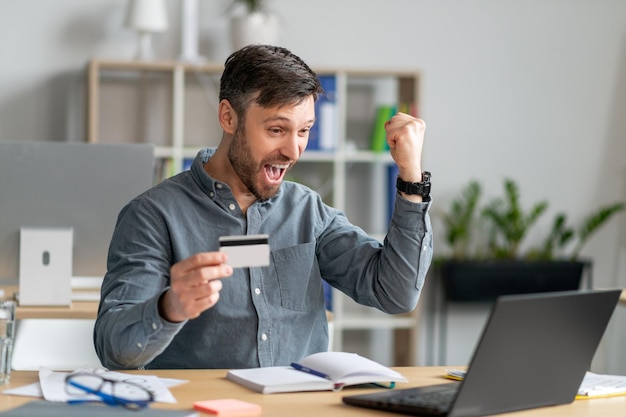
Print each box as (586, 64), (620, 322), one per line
(219, 44), (323, 119)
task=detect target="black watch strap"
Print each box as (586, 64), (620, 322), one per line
(396, 171), (431, 201)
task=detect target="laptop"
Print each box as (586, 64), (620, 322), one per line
(343, 289), (621, 417)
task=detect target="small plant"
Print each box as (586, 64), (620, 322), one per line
(527, 213), (574, 260)
(440, 180), (482, 260)
(440, 178), (625, 262)
(482, 179), (548, 259)
(565, 202), (625, 260)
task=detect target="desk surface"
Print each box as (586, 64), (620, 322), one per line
(1, 367), (625, 416)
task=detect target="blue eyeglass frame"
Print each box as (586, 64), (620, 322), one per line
(65, 374), (155, 410)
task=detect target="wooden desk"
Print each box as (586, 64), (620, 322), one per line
(1, 286), (98, 320)
(1, 367), (625, 416)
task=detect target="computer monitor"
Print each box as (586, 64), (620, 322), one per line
(0, 141), (154, 284)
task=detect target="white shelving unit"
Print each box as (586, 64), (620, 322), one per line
(86, 59), (422, 365)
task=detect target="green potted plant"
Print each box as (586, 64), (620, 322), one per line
(437, 178), (625, 302)
(227, 0), (279, 51)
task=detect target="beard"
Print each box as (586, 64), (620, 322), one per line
(228, 127), (288, 201)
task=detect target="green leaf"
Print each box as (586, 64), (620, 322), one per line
(570, 202), (626, 259)
(440, 180), (482, 259)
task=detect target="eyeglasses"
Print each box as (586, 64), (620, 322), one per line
(65, 373), (155, 410)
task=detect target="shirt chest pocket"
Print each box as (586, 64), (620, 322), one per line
(269, 242), (317, 311)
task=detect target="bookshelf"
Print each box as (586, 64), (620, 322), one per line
(86, 59), (422, 365)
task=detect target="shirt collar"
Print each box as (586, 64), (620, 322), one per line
(190, 147), (281, 205)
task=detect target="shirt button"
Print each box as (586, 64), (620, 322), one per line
(216, 184), (223, 189)
(254, 288), (261, 295)
(228, 203), (236, 211)
(209, 192), (215, 198)
(136, 342), (143, 348)
(152, 322), (157, 330)
(261, 333), (267, 341)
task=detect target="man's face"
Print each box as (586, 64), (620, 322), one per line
(228, 96), (315, 200)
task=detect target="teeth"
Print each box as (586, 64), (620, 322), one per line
(266, 164), (285, 181)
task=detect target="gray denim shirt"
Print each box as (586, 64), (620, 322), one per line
(94, 148), (433, 369)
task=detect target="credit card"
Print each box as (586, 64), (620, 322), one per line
(219, 234), (270, 268)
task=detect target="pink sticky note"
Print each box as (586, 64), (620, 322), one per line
(193, 399), (262, 416)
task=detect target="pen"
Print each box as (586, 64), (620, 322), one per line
(290, 363), (331, 380)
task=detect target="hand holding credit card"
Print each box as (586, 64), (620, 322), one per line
(219, 234), (270, 268)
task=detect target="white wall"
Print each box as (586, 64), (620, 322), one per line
(1, 0), (626, 372)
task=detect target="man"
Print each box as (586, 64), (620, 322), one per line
(94, 44), (432, 370)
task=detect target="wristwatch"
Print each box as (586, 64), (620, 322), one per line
(396, 171), (431, 201)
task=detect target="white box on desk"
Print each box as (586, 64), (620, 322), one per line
(19, 227), (73, 306)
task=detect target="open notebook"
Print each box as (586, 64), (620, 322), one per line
(343, 289), (621, 417)
(227, 351), (407, 394)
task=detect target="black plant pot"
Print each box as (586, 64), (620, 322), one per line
(440, 260), (590, 302)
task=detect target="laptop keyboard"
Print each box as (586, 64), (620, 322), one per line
(387, 387), (457, 413)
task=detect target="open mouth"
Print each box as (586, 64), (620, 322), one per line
(263, 163), (289, 184)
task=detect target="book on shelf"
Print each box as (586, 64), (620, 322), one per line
(153, 158), (178, 183)
(308, 75), (337, 151)
(398, 101), (418, 117)
(370, 102), (420, 152)
(153, 157), (194, 184)
(323, 280), (333, 312)
(387, 164), (399, 226)
(370, 104), (396, 152)
(445, 369), (626, 399)
(182, 158), (194, 172)
(226, 351), (407, 394)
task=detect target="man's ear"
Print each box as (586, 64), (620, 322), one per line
(218, 99), (238, 134)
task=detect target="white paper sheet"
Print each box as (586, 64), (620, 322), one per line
(1, 367), (187, 405)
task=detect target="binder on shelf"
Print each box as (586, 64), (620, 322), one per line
(153, 158), (173, 184)
(323, 280), (333, 312)
(182, 158), (194, 171)
(370, 105), (396, 152)
(309, 75), (337, 151)
(398, 101), (418, 117)
(153, 157), (194, 184)
(387, 164), (399, 226)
